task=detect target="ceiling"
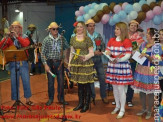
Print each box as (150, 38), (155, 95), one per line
(0, 0), (101, 4)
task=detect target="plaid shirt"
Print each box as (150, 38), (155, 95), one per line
(41, 33), (69, 64)
(87, 32), (105, 61)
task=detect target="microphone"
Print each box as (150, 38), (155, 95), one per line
(48, 70), (56, 78)
(61, 30), (65, 36)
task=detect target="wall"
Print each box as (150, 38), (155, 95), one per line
(3, 3), (55, 42)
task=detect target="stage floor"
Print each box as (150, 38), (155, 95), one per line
(0, 74), (155, 122)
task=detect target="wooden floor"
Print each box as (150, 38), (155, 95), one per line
(0, 74), (155, 122)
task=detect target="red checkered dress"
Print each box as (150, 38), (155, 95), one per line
(105, 38), (133, 85)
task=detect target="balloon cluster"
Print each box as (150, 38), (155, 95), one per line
(75, 0), (163, 26)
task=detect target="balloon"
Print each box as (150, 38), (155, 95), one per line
(76, 16), (85, 22)
(113, 5), (122, 14)
(97, 10), (104, 19)
(147, 0), (156, 5)
(124, 4), (133, 14)
(103, 5), (110, 14)
(84, 5), (90, 13)
(113, 14), (120, 23)
(118, 10), (127, 19)
(99, 3), (108, 10)
(88, 9), (96, 17)
(94, 4), (101, 11)
(109, 18), (115, 26)
(92, 15), (101, 23)
(141, 4), (150, 12)
(79, 6), (85, 14)
(149, 2), (157, 9)
(146, 10), (154, 20)
(162, 14), (163, 21)
(109, 2), (116, 12)
(153, 6), (162, 15)
(122, 2), (129, 10)
(133, 3), (141, 12)
(139, 0), (147, 6)
(126, 15), (132, 23)
(135, 11), (146, 24)
(129, 11), (138, 20)
(101, 14), (110, 22)
(153, 15), (162, 25)
(84, 14), (90, 21)
(75, 11), (82, 17)
(91, 3), (97, 9)
(144, 17), (150, 22)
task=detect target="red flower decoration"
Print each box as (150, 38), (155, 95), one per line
(73, 22), (78, 27)
(95, 40), (101, 46)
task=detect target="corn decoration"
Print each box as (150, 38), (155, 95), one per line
(73, 49), (81, 60)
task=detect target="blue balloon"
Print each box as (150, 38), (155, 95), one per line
(113, 14), (120, 23)
(139, 0), (147, 6)
(77, 16), (85, 22)
(162, 13), (163, 22)
(124, 4), (133, 14)
(109, 18), (115, 26)
(84, 5), (90, 13)
(153, 15), (162, 25)
(91, 3), (97, 9)
(118, 10), (127, 20)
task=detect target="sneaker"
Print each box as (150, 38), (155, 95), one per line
(112, 101), (116, 105)
(136, 109), (147, 116)
(102, 97), (109, 104)
(30, 73), (34, 76)
(127, 102), (133, 107)
(145, 111), (152, 119)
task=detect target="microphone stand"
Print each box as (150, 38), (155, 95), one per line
(57, 30), (80, 122)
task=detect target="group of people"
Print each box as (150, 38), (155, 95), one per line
(0, 18), (163, 120)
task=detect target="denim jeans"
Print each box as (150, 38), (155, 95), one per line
(90, 57), (107, 99)
(47, 59), (64, 102)
(9, 61), (32, 100)
(126, 62), (136, 102)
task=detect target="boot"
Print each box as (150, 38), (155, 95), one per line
(80, 93), (90, 113)
(73, 85), (84, 111)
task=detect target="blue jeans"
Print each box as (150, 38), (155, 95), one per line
(47, 59), (64, 101)
(90, 57), (107, 99)
(9, 61), (32, 100)
(126, 62), (136, 102)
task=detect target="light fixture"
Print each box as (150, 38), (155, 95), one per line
(15, 9), (20, 13)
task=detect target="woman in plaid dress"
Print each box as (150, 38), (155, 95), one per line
(105, 22), (133, 119)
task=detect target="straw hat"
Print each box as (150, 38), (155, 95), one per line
(47, 22), (61, 30)
(129, 20), (139, 26)
(11, 21), (22, 28)
(85, 19), (95, 25)
(28, 24), (36, 29)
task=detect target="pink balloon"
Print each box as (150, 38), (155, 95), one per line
(153, 6), (162, 15)
(101, 19), (108, 24)
(75, 11), (82, 16)
(114, 5), (122, 14)
(144, 17), (150, 22)
(102, 14), (110, 22)
(122, 2), (129, 10)
(79, 6), (85, 14)
(146, 10), (154, 20)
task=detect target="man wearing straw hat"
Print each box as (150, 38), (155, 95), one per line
(0, 21), (34, 105)
(85, 19), (109, 104)
(41, 22), (69, 106)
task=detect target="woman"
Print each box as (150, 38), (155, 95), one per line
(68, 21), (95, 113)
(105, 22), (133, 119)
(132, 28), (162, 119)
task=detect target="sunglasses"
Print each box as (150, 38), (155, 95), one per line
(51, 28), (59, 31)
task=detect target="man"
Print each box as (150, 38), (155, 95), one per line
(0, 21), (34, 105)
(41, 22), (69, 106)
(85, 19), (109, 104)
(26, 24), (37, 76)
(126, 20), (144, 107)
